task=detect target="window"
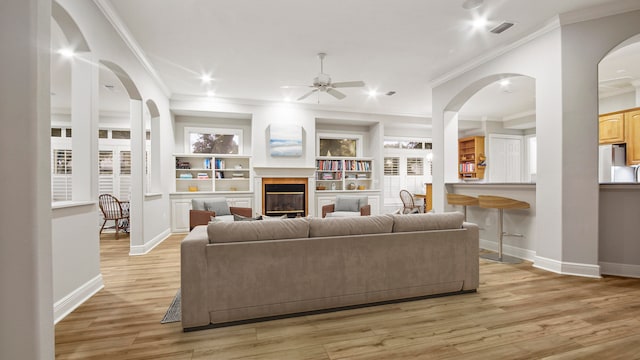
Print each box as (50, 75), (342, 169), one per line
(65, 128), (72, 138)
(384, 157), (399, 175)
(98, 129), (108, 139)
(51, 128), (62, 137)
(52, 149), (72, 201)
(317, 133), (363, 157)
(185, 127), (242, 154)
(112, 130), (131, 139)
(407, 157), (424, 175)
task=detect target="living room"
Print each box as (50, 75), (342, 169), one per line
(4, 0), (640, 358)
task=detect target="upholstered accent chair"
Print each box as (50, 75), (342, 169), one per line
(189, 198), (252, 230)
(322, 195), (371, 218)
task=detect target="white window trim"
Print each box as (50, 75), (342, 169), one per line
(316, 132), (363, 157)
(184, 126), (243, 155)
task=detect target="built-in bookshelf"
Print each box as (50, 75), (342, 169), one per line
(458, 136), (485, 179)
(315, 157), (374, 191)
(174, 154), (251, 193)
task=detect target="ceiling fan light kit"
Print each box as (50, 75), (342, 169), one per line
(294, 53), (365, 102)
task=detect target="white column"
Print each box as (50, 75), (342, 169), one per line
(129, 99), (144, 250)
(71, 53), (99, 200)
(0, 0), (54, 359)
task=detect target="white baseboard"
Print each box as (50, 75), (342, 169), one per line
(129, 228), (171, 256)
(479, 238), (536, 262)
(54, 274), (104, 324)
(533, 255), (601, 278)
(480, 239), (601, 278)
(599, 262), (640, 278)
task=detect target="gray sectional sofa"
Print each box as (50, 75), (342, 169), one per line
(180, 212), (479, 330)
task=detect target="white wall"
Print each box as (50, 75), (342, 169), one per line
(0, 1), (54, 359)
(599, 91), (636, 114)
(50, 0), (173, 321)
(433, 8), (640, 277)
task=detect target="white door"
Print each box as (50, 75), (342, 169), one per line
(489, 135), (522, 183)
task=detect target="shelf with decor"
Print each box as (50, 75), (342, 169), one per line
(315, 157), (374, 191)
(174, 154), (251, 193)
(458, 136), (485, 179)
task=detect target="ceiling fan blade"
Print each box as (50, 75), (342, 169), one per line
(331, 81), (365, 88)
(326, 88), (346, 100)
(297, 89), (318, 101)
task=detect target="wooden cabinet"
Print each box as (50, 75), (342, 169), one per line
(625, 109), (640, 165)
(599, 112), (625, 144)
(458, 136), (485, 179)
(315, 157), (375, 191)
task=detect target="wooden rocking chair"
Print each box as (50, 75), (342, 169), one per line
(98, 194), (130, 239)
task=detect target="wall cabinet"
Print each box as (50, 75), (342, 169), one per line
(626, 109), (640, 165)
(174, 154), (251, 193)
(599, 112), (625, 144)
(599, 108), (640, 165)
(458, 136), (485, 179)
(315, 157), (375, 191)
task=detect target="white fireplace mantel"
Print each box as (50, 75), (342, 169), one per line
(253, 166), (316, 178)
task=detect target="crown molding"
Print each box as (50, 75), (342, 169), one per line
(430, 17), (561, 88)
(93, 0), (171, 98)
(170, 93), (432, 120)
(559, 0), (640, 26)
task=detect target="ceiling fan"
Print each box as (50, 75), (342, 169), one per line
(295, 53), (365, 101)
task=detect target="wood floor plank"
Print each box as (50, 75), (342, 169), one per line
(54, 234), (640, 359)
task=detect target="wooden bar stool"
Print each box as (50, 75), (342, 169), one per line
(446, 193), (478, 222)
(478, 195), (530, 264)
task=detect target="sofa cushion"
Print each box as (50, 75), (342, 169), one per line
(308, 214), (393, 237)
(392, 212), (464, 233)
(325, 211), (361, 218)
(207, 217), (309, 243)
(334, 196), (368, 212)
(192, 198), (231, 216)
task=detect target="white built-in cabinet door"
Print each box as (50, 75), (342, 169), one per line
(171, 199), (192, 233)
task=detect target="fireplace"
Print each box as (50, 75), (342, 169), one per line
(262, 178), (308, 218)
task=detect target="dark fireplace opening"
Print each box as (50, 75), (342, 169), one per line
(264, 184), (306, 218)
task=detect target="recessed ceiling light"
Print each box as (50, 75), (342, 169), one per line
(462, 0), (483, 10)
(57, 48), (75, 58)
(368, 89), (378, 97)
(499, 79), (511, 87)
(283, 96), (292, 102)
(201, 74), (213, 83)
(206, 90), (215, 97)
(472, 17), (488, 30)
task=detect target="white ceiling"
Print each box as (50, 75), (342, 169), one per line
(52, 0), (639, 126)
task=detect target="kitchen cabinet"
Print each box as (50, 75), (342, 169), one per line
(599, 112), (625, 144)
(625, 109), (640, 165)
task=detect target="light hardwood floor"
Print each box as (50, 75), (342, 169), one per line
(55, 234), (640, 359)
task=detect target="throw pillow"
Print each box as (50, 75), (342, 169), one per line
(335, 196), (360, 212)
(191, 199), (206, 211)
(233, 214), (262, 221)
(203, 198), (231, 216)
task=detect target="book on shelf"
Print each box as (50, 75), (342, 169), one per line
(215, 159), (226, 170)
(231, 173), (244, 178)
(179, 173), (193, 179)
(197, 173), (209, 179)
